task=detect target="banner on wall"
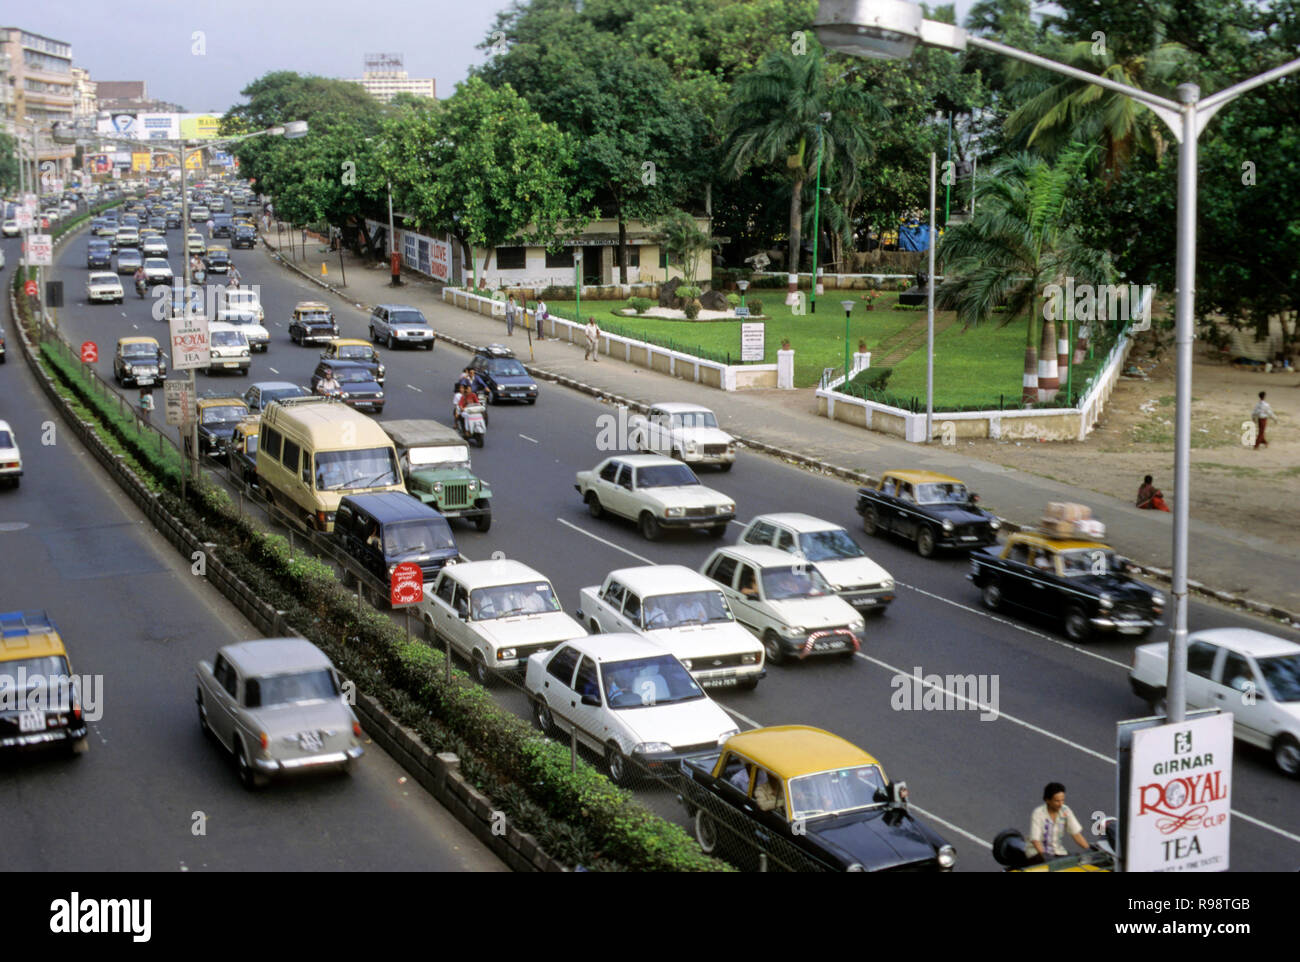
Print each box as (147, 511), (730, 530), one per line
(179, 114), (222, 139)
(131, 152), (152, 172)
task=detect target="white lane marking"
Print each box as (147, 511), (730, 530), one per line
(267, 367), (279, 374)
(899, 581), (1131, 670)
(718, 705), (762, 729)
(555, 518), (656, 566)
(407, 384), (422, 393)
(131, 323), (138, 330)
(519, 434), (538, 444)
(909, 803), (992, 850)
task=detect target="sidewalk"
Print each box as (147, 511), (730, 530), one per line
(262, 230), (1300, 621)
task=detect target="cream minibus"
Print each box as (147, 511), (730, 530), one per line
(256, 397), (406, 531)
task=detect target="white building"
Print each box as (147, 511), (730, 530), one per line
(344, 53), (434, 104)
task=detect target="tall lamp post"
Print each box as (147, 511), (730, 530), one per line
(841, 299), (856, 383)
(574, 250), (583, 326)
(815, 0), (1300, 724)
(809, 112), (831, 314)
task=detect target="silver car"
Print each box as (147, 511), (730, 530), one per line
(196, 638), (363, 789)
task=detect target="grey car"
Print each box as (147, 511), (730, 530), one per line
(368, 304), (435, 350)
(196, 638), (363, 789)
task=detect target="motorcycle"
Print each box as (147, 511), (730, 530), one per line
(457, 403), (487, 448)
(193, 267), (207, 285)
(135, 277), (147, 298)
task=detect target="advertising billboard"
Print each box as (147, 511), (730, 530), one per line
(139, 113), (180, 140)
(180, 114), (222, 139)
(131, 152), (152, 172)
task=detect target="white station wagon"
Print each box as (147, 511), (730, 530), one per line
(1130, 628), (1300, 775)
(701, 545), (866, 665)
(196, 638), (364, 789)
(422, 559), (587, 686)
(629, 402), (737, 469)
(577, 565), (765, 690)
(575, 454), (735, 541)
(86, 271), (124, 304)
(739, 513), (895, 615)
(525, 633), (740, 786)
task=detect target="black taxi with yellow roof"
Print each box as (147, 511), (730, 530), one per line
(0, 610), (89, 756)
(968, 528), (1164, 643)
(679, 725), (955, 871)
(855, 469), (1000, 557)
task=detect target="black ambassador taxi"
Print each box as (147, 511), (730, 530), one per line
(855, 470), (1000, 557)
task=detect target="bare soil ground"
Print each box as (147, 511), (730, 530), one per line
(962, 329), (1300, 551)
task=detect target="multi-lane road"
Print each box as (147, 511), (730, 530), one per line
(6, 215), (1298, 872)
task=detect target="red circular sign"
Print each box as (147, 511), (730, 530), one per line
(24, 280), (38, 297)
(80, 341), (99, 363)
(390, 562), (424, 606)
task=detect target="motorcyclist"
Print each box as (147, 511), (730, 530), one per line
(456, 385), (482, 436)
(133, 265), (146, 295)
(316, 366), (341, 397)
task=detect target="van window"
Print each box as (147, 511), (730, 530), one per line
(261, 426), (282, 462)
(301, 452), (312, 485)
(335, 504), (354, 532)
(314, 447), (399, 491)
(281, 439), (301, 473)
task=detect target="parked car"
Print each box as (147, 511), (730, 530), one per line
(469, 344), (538, 404)
(575, 454), (735, 541)
(368, 304), (435, 350)
(738, 513), (895, 615)
(968, 530), (1164, 642)
(678, 726), (956, 871)
(526, 634), (740, 786)
(856, 470), (1001, 557)
(187, 395), (251, 458)
(630, 402), (736, 469)
(380, 418), (492, 530)
(421, 559), (587, 686)
(334, 492), (458, 596)
(113, 336), (167, 388)
(195, 638), (363, 789)
(1130, 628), (1300, 775)
(576, 565), (765, 690)
(205, 322), (251, 376)
(242, 380), (310, 413)
(701, 544), (865, 665)
(320, 338), (384, 383)
(289, 301), (339, 345)
(311, 360), (385, 413)
(0, 610), (89, 755)
(86, 272), (124, 304)
(0, 420), (22, 487)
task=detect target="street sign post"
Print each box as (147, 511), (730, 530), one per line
(740, 322), (765, 362)
(15, 208), (33, 230)
(168, 314), (210, 370)
(80, 341), (98, 364)
(24, 280), (38, 297)
(390, 562), (424, 607)
(164, 378), (195, 426)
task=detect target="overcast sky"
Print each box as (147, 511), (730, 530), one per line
(20, 0), (978, 114)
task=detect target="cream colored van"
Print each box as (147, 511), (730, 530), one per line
(256, 397), (406, 531)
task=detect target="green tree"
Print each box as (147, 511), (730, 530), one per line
(0, 132), (19, 195)
(656, 209), (718, 288)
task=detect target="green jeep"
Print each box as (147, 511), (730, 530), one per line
(380, 419), (492, 531)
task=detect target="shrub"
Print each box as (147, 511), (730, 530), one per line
(627, 296), (653, 314)
(746, 297), (764, 316)
(861, 366), (893, 391)
(726, 292), (742, 307)
(675, 284), (702, 301)
(683, 300), (701, 320)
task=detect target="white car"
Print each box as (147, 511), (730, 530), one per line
(701, 544), (866, 666)
(575, 454), (735, 541)
(0, 420), (22, 488)
(217, 307), (270, 352)
(1, 220), (17, 237)
(738, 514), (895, 615)
(141, 236), (169, 257)
(577, 565), (764, 690)
(186, 233), (206, 255)
(86, 272), (124, 304)
(223, 288), (264, 323)
(525, 633), (740, 786)
(142, 257), (174, 285)
(206, 322), (251, 375)
(1130, 628), (1300, 775)
(190, 205), (211, 222)
(630, 402), (736, 469)
(422, 559), (587, 686)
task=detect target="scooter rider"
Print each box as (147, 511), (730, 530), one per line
(133, 264), (147, 295)
(316, 366), (342, 397)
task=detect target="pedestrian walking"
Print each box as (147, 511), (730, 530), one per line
(534, 297), (547, 340)
(505, 294), (517, 337)
(1252, 390), (1275, 448)
(584, 318), (601, 362)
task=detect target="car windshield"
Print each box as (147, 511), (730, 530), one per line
(245, 668), (338, 708)
(210, 331), (245, 347)
(641, 591), (733, 629)
(789, 765), (887, 819)
(335, 368), (374, 384)
(383, 519), (455, 558)
(469, 582), (561, 620)
(0, 431), (12, 447)
(301, 312), (331, 324)
(487, 359), (527, 376)
(202, 405), (245, 424)
(409, 445), (470, 467)
(145, 259), (169, 269)
(1258, 654), (1300, 702)
(208, 251), (229, 261)
(313, 447), (399, 491)
(798, 529), (866, 561)
(91, 274), (118, 284)
(761, 565), (834, 600)
(1059, 549), (1120, 577)
(915, 482), (971, 505)
(121, 343), (157, 358)
(602, 654), (704, 708)
(337, 345), (373, 360)
(389, 310), (426, 325)
(0, 655), (74, 705)
(635, 464), (699, 488)
(670, 411), (718, 429)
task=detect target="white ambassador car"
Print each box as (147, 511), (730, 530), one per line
(422, 559), (587, 686)
(577, 565), (765, 690)
(223, 288), (265, 323)
(142, 257), (174, 286)
(576, 454), (735, 541)
(196, 638), (364, 789)
(1130, 628), (1300, 775)
(0, 420), (22, 488)
(629, 402), (736, 470)
(217, 307), (271, 353)
(701, 545), (866, 666)
(739, 514), (895, 616)
(86, 271), (124, 304)
(526, 633), (740, 786)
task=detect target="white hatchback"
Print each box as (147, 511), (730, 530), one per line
(0, 420), (22, 487)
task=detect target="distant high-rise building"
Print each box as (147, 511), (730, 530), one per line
(345, 53), (435, 103)
(0, 26), (77, 179)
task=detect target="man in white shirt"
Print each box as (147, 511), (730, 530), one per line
(1252, 391), (1275, 448)
(1028, 781), (1091, 862)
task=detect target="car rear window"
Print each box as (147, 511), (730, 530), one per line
(244, 668), (338, 708)
(0, 430), (13, 447)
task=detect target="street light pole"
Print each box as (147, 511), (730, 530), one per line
(926, 150), (935, 443)
(810, 116), (829, 314)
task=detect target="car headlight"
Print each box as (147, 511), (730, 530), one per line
(1099, 593), (1114, 609)
(989, 519), (1000, 530)
(719, 503), (735, 514)
(468, 480), (478, 490)
(942, 519), (955, 533)
(846, 863), (865, 872)
(528, 384), (537, 391)
(686, 441), (699, 452)
(496, 648), (517, 661)
(740, 652), (760, 665)
(433, 481), (443, 492)
(849, 619), (865, 632)
(664, 507), (685, 517)
(633, 742), (673, 755)
(1151, 592), (1165, 606)
(378, 365), (386, 377)
(937, 845), (957, 869)
(780, 624), (804, 637)
(882, 579), (895, 590)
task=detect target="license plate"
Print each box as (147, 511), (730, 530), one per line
(223, 361), (239, 368)
(700, 675), (738, 688)
(18, 711), (46, 732)
(814, 639), (846, 651)
(137, 377), (154, 386)
(298, 730), (323, 751)
(1117, 624), (1144, 635)
(960, 535), (978, 541)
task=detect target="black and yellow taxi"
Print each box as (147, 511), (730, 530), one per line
(188, 394), (251, 458)
(0, 610), (89, 756)
(856, 470), (1000, 557)
(679, 725), (955, 872)
(227, 415), (261, 485)
(113, 336), (167, 388)
(289, 301), (340, 346)
(319, 338), (385, 384)
(968, 530), (1164, 642)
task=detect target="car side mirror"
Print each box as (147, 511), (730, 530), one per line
(581, 692), (601, 707)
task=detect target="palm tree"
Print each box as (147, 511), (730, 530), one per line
(937, 145), (1112, 405)
(722, 44), (886, 305)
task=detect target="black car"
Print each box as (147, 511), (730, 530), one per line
(334, 492), (458, 592)
(856, 470), (1000, 557)
(231, 224), (257, 249)
(191, 398), (252, 457)
(289, 304), (339, 345)
(205, 248), (231, 274)
(968, 531), (1165, 643)
(210, 214), (234, 238)
(469, 345), (539, 404)
(311, 360), (385, 413)
(86, 241), (112, 269)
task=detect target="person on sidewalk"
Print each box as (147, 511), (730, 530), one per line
(534, 298), (547, 340)
(584, 318), (601, 362)
(505, 294), (517, 337)
(1252, 391), (1274, 448)
(1136, 475), (1171, 512)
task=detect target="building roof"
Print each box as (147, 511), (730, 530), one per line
(95, 81), (147, 101)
